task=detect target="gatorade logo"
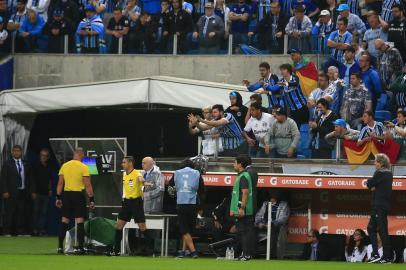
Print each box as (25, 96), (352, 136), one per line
(270, 177), (278, 186)
(362, 179), (368, 188)
(320, 209), (329, 220)
(224, 176), (232, 185)
(315, 178), (323, 187)
(319, 226), (328, 234)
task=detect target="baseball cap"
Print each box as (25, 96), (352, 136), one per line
(337, 4), (349, 12)
(229, 91), (238, 97)
(53, 9), (64, 16)
(84, 4), (96, 12)
(204, 2), (214, 8)
(275, 107), (287, 116)
(320, 10), (330, 16)
(333, 119), (347, 128)
(287, 48), (302, 54)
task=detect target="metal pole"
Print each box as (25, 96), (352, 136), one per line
(228, 34), (233, 56)
(335, 138), (341, 161)
(172, 34), (177, 55)
(64, 35), (69, 55)
(214, 137), (219, 161)
(118, 36), (123, 55)
(198, 136), (202, 155)
(283, 34), (288, 55)
(266, 202), (273, 260)
(307, 202), (312, 233)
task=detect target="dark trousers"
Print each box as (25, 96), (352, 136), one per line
(236, 215), (255, 257)
(33, 194), (49, 233)
(270, 224), (280, 259)
(290, 106), (310, 129)
(4, 190), (32, 235)
(367, 208), (391, 260)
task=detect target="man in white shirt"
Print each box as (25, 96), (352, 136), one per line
(243, 102), (275, 158)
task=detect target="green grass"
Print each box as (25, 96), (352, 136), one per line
(0, 237), (404, 270)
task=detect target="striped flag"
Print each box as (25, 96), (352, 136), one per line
(343, 139), (401, 164)
(293, 58), (318, 97)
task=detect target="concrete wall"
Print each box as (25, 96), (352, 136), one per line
(14, 54), (322, 89)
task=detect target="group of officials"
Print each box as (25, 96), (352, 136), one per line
(1, 145), (394, 262)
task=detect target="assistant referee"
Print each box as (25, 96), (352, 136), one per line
(56, 148), (95, 254)
(111, 156), (150, 256)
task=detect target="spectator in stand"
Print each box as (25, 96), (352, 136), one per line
(312, 10), (335, 54)
(214, 0), (229, 38)
(309, 98), (338, 158)
(0, 0), (10, 23)
(78, 0), (106, 19)
(350, 34), (364, 61)
(326, 17), (352, 68)
(154, 0), (169, 53)
(336, 3), (366, 36)
(325, 119), (359, 148)
(106, 7), (129, 53)
(7, 0), (26, 32)
(338, 46), (361, 86)
(7, 0), (18, 14)
(308, 72), (335, 120)
(0, 15), (9, 52)
(327, 65), (345, 115)
(269, 63), (309, 128)
(383, 4), (406, 62)
(228, 0), (251, 54)
(188, 104), (245, 156)
(163, 0), (193, 54)
(285, 6), (312, 54)
(389, 64), (406, 109)
(243, 61), (283, 111)
(326, 0), (339, 23)
(243, 102), (275, 158)
(181, 0), (193, 15)
(255, 190), (290, 259)
(192, 2), (224, 54)
(357, 110), (385, 145)
(247, 93), (268, 113)
(139, 0), (161, 17)
(291, 0), (320, 22)
(359, 53), (383, 111)
(16, 9), (45, 52)
(301, 229), (328, 261)
(26, 0), (49, 22)
(385, 109), (406, 159)
(225, 91), (248, 129)
(345, 229), (367, 262)
(362, 12), (388, 62)
(133, 12), (157, 54)
(193, 0), (209, 19)
(341, 73), (372, 129)
(32, 149), (53, 236)
(248, 2), (288, 54)
(375, 39), (404, 90)
(123, 0), (142, 53)
(267, 107), (300, 158)
(47, 0), (79, 27)
(381, 0), (401, 23)
(43, 9), (75, 53)
(75, 4), (106, 54)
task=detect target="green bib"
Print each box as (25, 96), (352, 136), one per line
(230, 171), (253, 216)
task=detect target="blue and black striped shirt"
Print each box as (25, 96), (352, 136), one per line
(216, 113), (244, 150)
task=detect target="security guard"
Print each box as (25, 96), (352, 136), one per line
(56, 147), (95, 254)
(111, 156), (150, 256)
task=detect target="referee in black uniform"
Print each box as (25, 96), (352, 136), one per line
(56, 148), (95, 254)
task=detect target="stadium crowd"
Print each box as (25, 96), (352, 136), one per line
(0, 0), (406, 54)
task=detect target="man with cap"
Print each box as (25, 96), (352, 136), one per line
(325, 118), (359, 142)
(285, 5), (313, 54)
(16, 8), (45, 52)
(192, 2), (224, 54)
(75, 4), (106, 53)
(43, 9), (74, 53)
(7, 0), (27, 32)
(312, 9), (335, 54)
(266, 107), (300, 158)
(336, 3), (366, 35)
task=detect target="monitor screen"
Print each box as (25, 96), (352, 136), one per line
(82, 157), (102, 175)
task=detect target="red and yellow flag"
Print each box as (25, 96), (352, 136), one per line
(294, 61), (318, 97)
(343, 139), (401, 164)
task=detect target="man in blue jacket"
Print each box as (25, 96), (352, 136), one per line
(16, 8), (45, 52)
(359, 53), (383, 111)
(338, 46), (360, 86)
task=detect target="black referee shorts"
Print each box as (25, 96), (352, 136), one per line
(118, 198), (146, 223)
(176, 204), (196, 235)
(62, 191), (87, 219)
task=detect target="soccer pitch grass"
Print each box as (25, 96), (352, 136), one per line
(0, 237), (404, 270)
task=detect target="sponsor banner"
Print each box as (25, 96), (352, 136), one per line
(287, 214), (406, 243)
(162, 172), (406, 190)
(282, 164), (375, 176)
